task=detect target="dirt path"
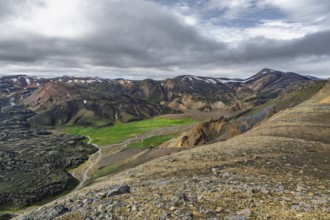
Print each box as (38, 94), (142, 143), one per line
(73, 136), (102, 189)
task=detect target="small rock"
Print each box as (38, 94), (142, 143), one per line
(107, 184), (130, 197)
(192, 211), (202, 217)
(323, 207), (330, 213)
(284, 197), (292, 202)
(211, 168), (219, 174)
(83, 198), (94, 204)
(251, 188), (259, 194)
(216, 207), (223, 213)
(319, 185), (326, 190)
(224, 215), (248, 220)
(49, 205), (70, 218)
(159, 211), (171, 220)
(296, 185), (305, 192)
(206, 209), (216, 217)
(96, 192), (107, 199)
(261, 189), (269, 194)
(291, 205), (301, 210)
(237, 208), (251, 217)
(177, 191), (188, 201)
(97, 204), (105, 213)
(169, 158), (177, 162)
(169, 206), (176, 211)
(278, 185), (285, 191)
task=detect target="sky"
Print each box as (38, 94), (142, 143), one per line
(0, 0), (329, 79)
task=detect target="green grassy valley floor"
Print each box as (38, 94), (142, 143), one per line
(64, 117), (194, 146)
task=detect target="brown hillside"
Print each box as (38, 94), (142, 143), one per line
(22, 82), (81, 111)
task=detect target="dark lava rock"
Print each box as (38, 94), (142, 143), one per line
(0, 106), (97, 210)
(0, 213), (18, 220)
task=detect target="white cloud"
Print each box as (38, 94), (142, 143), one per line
(206, 0), (254, 18)
(183, 16), (197, 26)
(261, 0), (330, 22)
(5, 0), (90, 38)
(247, 20), (321, 40)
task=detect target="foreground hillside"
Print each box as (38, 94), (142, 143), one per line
(17, 81), (330, 219)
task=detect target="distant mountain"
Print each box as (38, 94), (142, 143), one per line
(0, 68), (320, 127)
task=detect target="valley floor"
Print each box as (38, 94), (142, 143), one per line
(16, 82), (330, 219)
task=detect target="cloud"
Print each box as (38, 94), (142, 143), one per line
(0, 0), (227, 70)
(206, 0), (255, 18)
(235, 30), (330, 61)
(261, 0), (330, 21)
(0, 0), (329, 78)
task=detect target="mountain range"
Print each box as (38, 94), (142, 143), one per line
(0, 68), (315, 127)
(0, 68), (329, 219)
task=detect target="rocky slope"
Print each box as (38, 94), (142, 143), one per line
(0, 106), (97, 212)
(167, 80), (326, 148)
(16, 81), (330, 219)
(179, 116), (229, 147)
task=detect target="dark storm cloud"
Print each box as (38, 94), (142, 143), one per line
(227, 30), (330, 62)
(76, 2), (226, 69)
(0, 0), (227, 69)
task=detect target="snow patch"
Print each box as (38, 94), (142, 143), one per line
(207, 79), (218, 84)
(182, 76), (193, 81)
(25, 77), (30, 85)
(192, 76), (203, 81)
(10, 98), (15, 106)
(218, 79), (243, 83)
